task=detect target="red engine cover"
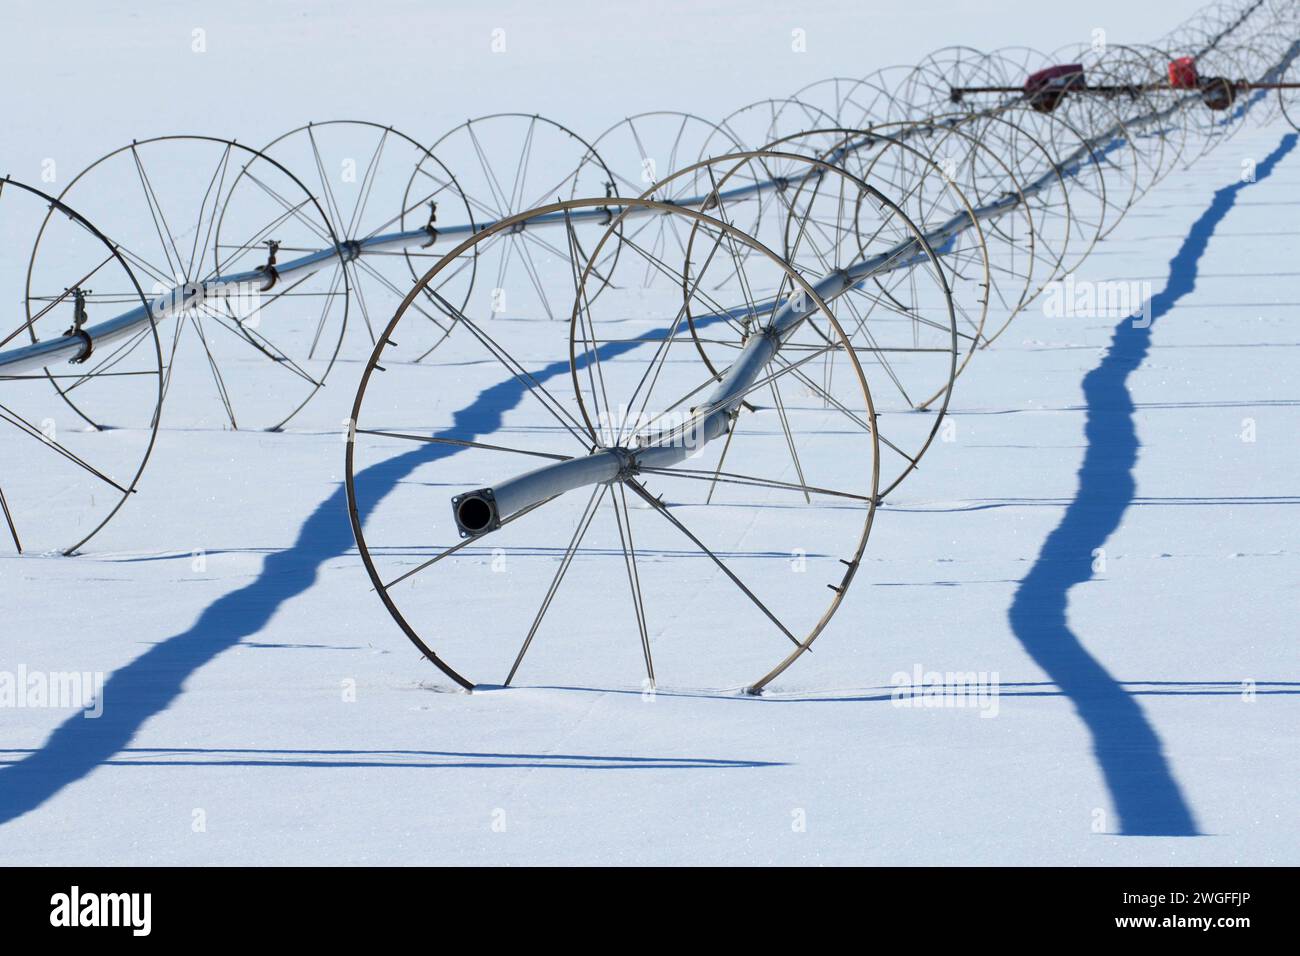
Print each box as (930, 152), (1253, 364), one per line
(1023, 64), (1085, 112)
(1168, 56), (1199, 89)
(1024, 64), (1086, 93)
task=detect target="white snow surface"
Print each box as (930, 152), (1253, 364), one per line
(1, 1), (1297, 865)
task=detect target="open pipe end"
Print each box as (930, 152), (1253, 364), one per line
(452, 489), (500, 538)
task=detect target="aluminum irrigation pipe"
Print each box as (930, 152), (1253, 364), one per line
(0, 103), (1189, 378)
(0, 131), (960, 379)
(0, 0), (1281, 381)
(447, 31), (1300, 539)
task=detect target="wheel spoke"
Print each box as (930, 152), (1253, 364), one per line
(625, 478), (800, 648)
(379, 494), (557, 592)
(504, 483), (608, 686)
(0, 402), (129, 494)
(641, 463), (872, 503)
(610, 482), (654, 686)
(426, 289), (592, 448)
(186, 314), (239, 429)
(0, 482), (22, 553)
(769, 379), (811, 504)
(130, 144), (187, 282)
(356, 429), (573, 463)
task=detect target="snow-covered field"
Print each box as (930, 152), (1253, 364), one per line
(1, 1), (1296, 865)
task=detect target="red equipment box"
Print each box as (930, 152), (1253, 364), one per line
(1168, 56), (1199, 89)
(1023, 64), (1085, 112)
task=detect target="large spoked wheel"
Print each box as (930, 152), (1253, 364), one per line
(955, 111), (1075, 320)
(346, 197), (880, 693)
(844, 66), (924, 126)
(1000, 103), (1108, 272)
(581, 110), (744, 201)
(247, 120), (475, 358)
(412, 113), (620, 331)
(869, 117), (1040, 348)
(1, 176), (162, 555)
(575, 111), (749, 287)
(665, 148), (960, 499)
(900, 46), (1011, 116)
(1043, 42), (1166, 221)
(30, 135), (350, 432)
(709, 98), (837, 153)
(792, 77), (885, 127)
(765, 127), (991, 413)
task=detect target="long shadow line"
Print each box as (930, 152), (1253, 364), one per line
(514, 680), (1300, 705)
(0, 324), (704, 826)
(1007, 132), (1298, 837)
(0, 761), (770, 771)
(0, 747), (782, 771)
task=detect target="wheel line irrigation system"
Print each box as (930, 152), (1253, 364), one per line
(2, 0), (1297, 689)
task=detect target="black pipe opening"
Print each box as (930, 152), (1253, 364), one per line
(455, 494), (494, 535)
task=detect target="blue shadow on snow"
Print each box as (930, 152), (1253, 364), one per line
(1007, 132), (1298, 836)
(0, 323), (700, 825)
